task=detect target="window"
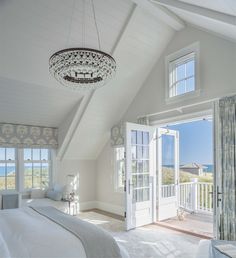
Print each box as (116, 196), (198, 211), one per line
(166, 42), (200, 102)
(114, 147), (125, 192)
(169, 52), (195, 97)
(23, 148), (51, 189)
(0, 148), (16, 190)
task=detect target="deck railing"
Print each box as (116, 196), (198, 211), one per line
(161, 179), (213, 213)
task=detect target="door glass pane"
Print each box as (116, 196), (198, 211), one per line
(137, 161), (143, 174)
(131, 130), (150, 203)
(143, 146), (149, 159)
(131, 146), (136, 159)
(131, 131), (137, 145)
(143, 132), (149, 145)
(137, 146), (142, 160)
(137, 131), (142, 145)
(161, 134), (176, 198)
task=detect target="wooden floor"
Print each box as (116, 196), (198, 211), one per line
(157, 212), (213, 239)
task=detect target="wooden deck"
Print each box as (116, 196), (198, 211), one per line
(156, 212), (213, 239)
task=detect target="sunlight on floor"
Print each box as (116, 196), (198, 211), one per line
(80, 218), (110, 225)
(78, 211), (201, 258)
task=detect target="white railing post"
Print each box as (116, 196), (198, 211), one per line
(191, 178), (198, 212)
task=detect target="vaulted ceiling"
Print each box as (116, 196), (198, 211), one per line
(0, 0), (235, 160)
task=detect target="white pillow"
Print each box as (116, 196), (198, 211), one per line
(53, 184), (65, 193)
(31, 189), (46, 199)
(46, 190), (62, 201)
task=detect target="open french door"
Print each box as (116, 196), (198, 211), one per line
(125, 122), (156, 230)
(157, 128), (179, 221)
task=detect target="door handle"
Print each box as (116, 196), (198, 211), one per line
(217, 186), (222, 207)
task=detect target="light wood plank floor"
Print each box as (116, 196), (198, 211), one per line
(77, 210), (202, 258)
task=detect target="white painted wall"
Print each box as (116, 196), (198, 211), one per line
(56, 159), (96, 210)
(124, 25), (236, 122)
(95, 142), (124, 215)
(95, 25), (236, 214)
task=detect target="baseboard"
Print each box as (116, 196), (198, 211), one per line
(94, 201), (124, 216)
(78, 201), (97, 211)
(77, 200), (124, 216)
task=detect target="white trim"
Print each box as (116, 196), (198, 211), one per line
(130, 0), (185, 31)
(151, 109), (213, 127)
(78, 201), (97, 211)
(165, 42), (200, 104)
(114, 147), (125, 193)
(151, 0), (236, 27)
(95, 201), (124, 216)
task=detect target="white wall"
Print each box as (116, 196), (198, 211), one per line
(56, 159), (96, 210)
(95, 142), (124, 215)
(95, 25), (236, 214)
(124, 25), (236, 122)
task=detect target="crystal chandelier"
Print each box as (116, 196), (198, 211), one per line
(49, 0), (116, 90)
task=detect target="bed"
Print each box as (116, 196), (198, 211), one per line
(0, 206), (129, 258)
(196, 239), (236, 258)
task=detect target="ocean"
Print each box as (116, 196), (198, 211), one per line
(164, 164), (214, 173)
(203, 164), (214, 173)
(0, 166), (16, 176)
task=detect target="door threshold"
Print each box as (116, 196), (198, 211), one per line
(154, 221), (212, 239)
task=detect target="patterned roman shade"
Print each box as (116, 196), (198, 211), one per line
(0, 123), (58, 149)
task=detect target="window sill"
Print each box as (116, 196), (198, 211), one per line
(166, 89), (201, 105)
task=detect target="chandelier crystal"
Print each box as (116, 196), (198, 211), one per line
(49, 0), (116, 90)
(49, 48), (116, 90)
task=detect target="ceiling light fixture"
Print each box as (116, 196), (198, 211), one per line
(49, 0), (116, 90)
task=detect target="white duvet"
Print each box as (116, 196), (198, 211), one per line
(0, 207), (87, 258)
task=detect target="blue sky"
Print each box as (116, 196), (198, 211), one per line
(167, 120), (213, 165)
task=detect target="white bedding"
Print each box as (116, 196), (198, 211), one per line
(0, 207), (128, 258)
(196, 239), (236, 258)
(196, 240), (212, 258)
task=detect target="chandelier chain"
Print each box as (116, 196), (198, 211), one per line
(82, 0), (86, 47)
(91, 0), (101, 50)
(66, 0), (76, 46)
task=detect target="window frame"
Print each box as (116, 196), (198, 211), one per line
(0, 147), (17, 191)
(0, 148), (53, 193)
(114, 146), (125, 193)
(165, 42), (200, 104)
(23, 148), (52, 190)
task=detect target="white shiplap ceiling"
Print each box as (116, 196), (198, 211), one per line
(179, 0), (236, 16)
(151, 0), (236, 41)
